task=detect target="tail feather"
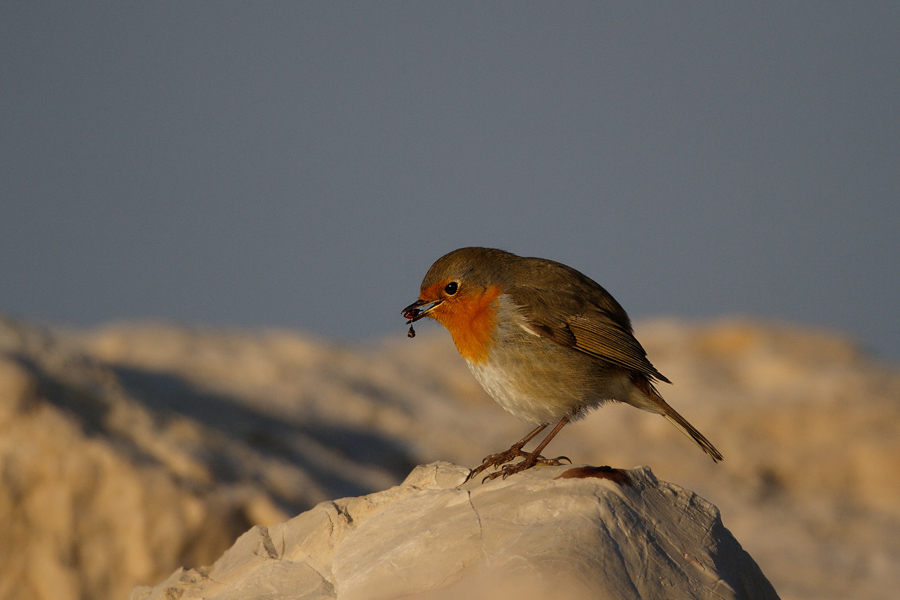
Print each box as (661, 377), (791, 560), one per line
(661, 408), (723, 463)
(631, 374), (723, 462)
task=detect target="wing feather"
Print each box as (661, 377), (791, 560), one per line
(506, 259), (669, 383)
(566, 314), (669, 383)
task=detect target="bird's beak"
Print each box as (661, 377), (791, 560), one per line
(402, 298), (442, 323)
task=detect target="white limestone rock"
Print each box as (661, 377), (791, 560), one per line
(130, 462), (778, 600)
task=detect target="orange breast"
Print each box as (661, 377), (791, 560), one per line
(433, 285), (503, 364)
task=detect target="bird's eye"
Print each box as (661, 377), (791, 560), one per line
(444, 281), (459, 295)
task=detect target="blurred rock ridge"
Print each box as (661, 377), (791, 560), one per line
(131, 461), (780, 600)
(1, 314), (898, 600)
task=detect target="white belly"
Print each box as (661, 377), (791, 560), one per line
(467, 360), (576, 425)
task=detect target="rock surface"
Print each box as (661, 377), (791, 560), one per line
(0, 319), (260, 600)
(1, 315), (898, 600)
(130, 462), (778, 600)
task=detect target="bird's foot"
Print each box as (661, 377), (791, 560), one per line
(482, 454), (571, 482)
(464, 445), (531, 483)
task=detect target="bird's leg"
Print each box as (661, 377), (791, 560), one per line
(484, 416), (572, 481)
(464, 424), (547, 483)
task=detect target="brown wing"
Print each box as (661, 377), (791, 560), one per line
(508, 258), (670, 383)
(565, 313), (670, 383)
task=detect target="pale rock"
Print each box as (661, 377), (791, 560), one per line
(131, 462), (778, 600)
(4, 315), (899, 600)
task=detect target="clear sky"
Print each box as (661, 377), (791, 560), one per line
(2, 3), (899, 361)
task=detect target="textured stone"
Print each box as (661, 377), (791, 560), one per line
(132, 462), (778, 600)
(4, 316), (899, 600)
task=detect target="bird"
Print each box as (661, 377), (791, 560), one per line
(401, 247), (722, 482)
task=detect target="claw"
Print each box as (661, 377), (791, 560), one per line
(480, 454), (571, 482)
(465, 419), (573, 484)
(464, 448), (531, 483)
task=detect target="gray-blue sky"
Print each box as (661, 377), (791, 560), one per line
(2, 3), (899, 361)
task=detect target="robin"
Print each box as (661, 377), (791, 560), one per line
(402, 247), (722, 482)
